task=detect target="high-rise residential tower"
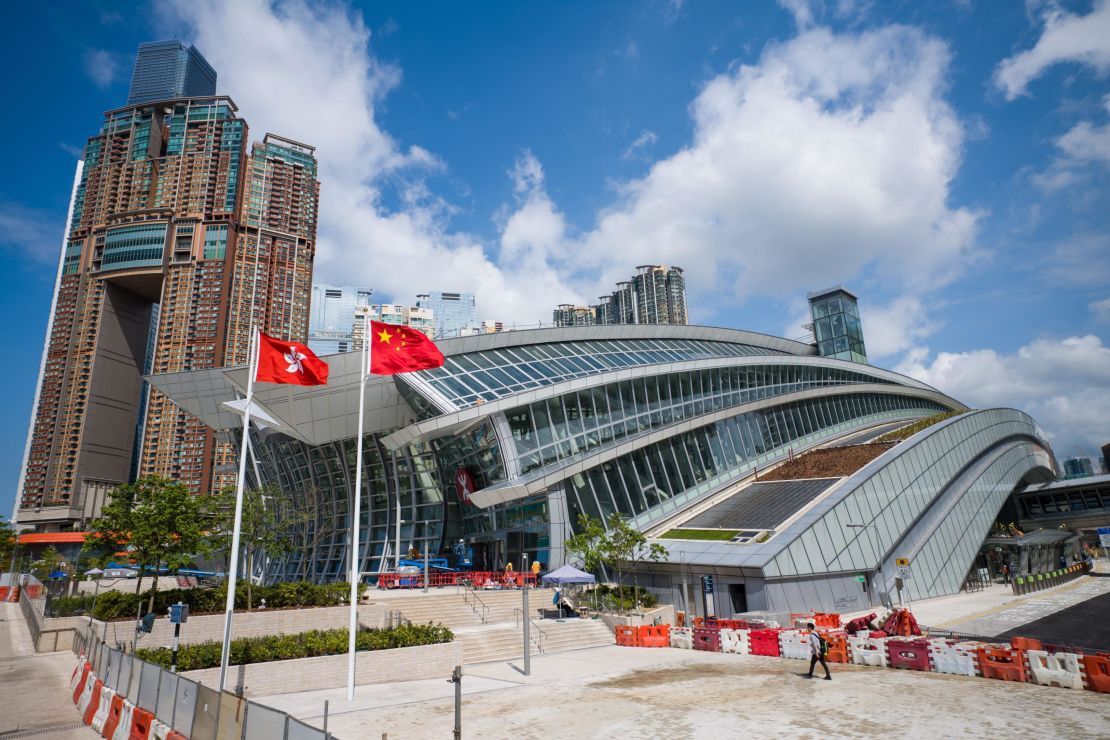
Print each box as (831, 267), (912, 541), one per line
(553, 304), (596, 327)
(351, 303), (435, 348)
(307, 284), (373, 354)
(557, 266), (687, 326)
(416, 291), (477, 338)
(17, 43), (319, 530)
(127, 40), (217, 106)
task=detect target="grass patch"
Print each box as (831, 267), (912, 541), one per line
(658, 528), (738, 541)
(874, 411), (965, 443)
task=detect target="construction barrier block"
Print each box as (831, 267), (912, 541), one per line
(70, 657), (84, 690)
(1080, 655), (1110, 694)
(670, 627), (694, 650)
(150, 720), (171, 740)
(977, 645), (1027, 683)
(848, 635), (888, 668)
(77, 675), (99, 718)
(887, 639), (931, 672)
(82, 680), (104, 725)
(693, 627), (721, 652)
(1010, 636), (1044, 652)
(813, 612), (841, 629)
(73, 663), (92, 704)
(821, 631), (850, 664)
(749, 629), (782, 658)
(720, 628), (750, 655)
(614, 625), (640, 647)
(1027, 650), (1084, 689)
(166, 733), (187, 740)
(711, 619), (750, 630)
(102, 695), (125, 739)
(111, 701), (134, 740)
(639, 624), (670, 648)
(779, 630), (811, 660)
(91, 688), (114, 733)
(928, 640), (980, 677)
(128, 707), (154, 740)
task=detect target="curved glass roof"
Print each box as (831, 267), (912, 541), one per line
(414, 338), (790, 410)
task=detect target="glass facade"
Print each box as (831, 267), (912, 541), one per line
(416, 291), (477, 338)
(561, 393), (945, 532)
(100, 223), (167, 272)
(810, 288), (867, 363)
(767, 409), (1052, 594)
(506, 364), (899, 475)
(418, 338), (789, 410)
(127, 41), (217, 106)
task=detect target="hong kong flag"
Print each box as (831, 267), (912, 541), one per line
(369, 320), (445, 375)
(255, 332), (330, 386)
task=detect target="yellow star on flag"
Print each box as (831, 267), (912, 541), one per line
(377, 328), (393, 344)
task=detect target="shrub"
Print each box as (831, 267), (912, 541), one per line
(91, 580), (368, 621)
(48, 594), (96, 617)
(594, 584), (658, 611)
(135, 623), (454, 671)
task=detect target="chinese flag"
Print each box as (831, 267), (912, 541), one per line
(369, 321), (446, 375)
(255, 332), (329, 386)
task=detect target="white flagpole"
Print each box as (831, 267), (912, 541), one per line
(347, 313), (370, 701)
(219, 327), (259, 692)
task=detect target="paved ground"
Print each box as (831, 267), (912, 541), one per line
(0, 601), (97, 738)
(258, 644), (1110, 739)
(997, 581), (1110, 651)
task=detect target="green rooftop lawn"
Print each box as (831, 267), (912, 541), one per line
(659, 528), (739, 541)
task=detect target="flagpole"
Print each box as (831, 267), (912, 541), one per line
(219, 327), (258, 692)
(347, 313), (370, 701)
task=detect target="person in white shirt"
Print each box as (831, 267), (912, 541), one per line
(805, 622), (831, 680)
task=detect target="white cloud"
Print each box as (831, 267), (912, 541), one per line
(167, 0), (576, 324)
(994, 0), (1110, 100)
(83, 49), (120, 88)
(896, 335), (1110, 458)
(1056, 96), (1110, 165)
(1090, 297), (1110, 323)
(860, 295), (940, 360)
(622, 130), (658, 160)
(778, 0), (817, 29)
(0, 202), (64, 264)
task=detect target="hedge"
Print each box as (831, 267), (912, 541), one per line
(135, 623), (454, 671)
(90, 580), (366, 621)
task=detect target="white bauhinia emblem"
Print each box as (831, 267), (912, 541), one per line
(284, 347), (307, 374)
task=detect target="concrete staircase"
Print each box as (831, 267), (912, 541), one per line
(369, 588), (614, 665)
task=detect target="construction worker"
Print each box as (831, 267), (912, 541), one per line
(531, 558), (542, 585)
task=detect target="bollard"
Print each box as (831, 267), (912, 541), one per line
(447, 665), (462, 739)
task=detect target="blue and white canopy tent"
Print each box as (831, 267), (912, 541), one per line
(541, 565), (596, 618)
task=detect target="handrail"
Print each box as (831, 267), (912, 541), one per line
(513, 607), (547, 652)
(461, 585), (489, 624)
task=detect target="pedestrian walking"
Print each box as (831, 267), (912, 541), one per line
(804, 622), (831, 680)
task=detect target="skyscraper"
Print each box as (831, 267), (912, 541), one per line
(553, 304), (595, 327)
(351, 303), (435, 348)
(307, 284), (373, 354)
(416, 291), (477, 338)
(808, 286), (867, 364)
(558, 266), (687, 326)
(1062, 456), (1095, 480)
(17, 43), (319, 531)
(127, 41), (217, 106)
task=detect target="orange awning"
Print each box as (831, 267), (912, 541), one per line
(17, 532), (89, 544)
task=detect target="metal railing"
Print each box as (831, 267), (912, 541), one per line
(461, 586), (489, 624)
(513, 608), (547, 653)
(72, 624), (333, 740)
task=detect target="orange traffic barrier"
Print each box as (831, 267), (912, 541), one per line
(977, 646), (1026, 682)
(1010, 636), (1043, 652)
(166, 733), (188, 740)
(638, 625), (670, 648)
(72, 663), (91, 704)
(102, 695), (125, 739)
(692, 616), (704, 628)
(1080, 655), (1110, 694)
(675, 611), (686, 628)
(128, 707), (154, 739)
(812, 613), (841, 629)
(820, 631), (850, 663)
(614, 625), (640, 647)
(82, 680), (103, 725)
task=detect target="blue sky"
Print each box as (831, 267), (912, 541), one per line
(3, 0), (1110, 517)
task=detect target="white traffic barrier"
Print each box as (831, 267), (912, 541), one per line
(848, 635), (888, 667)
(779, 630), (811, 660)
(76, 674), (97, 715)
(111, 701), (134, 740)
(91, 688), (114, 733)
(927, 640), (979, 677)
(151, 719), (172, 739)
(69, 659), (87, 694)
(1027, 650), (1084, 689)
(720, 628), (750, 655)
(670, 627), (694, 649)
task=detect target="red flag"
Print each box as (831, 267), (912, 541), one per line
(369, 320), (445, 375)
(255, 332), (329, 386)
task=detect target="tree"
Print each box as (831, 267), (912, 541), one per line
(211, 485), (306, 608)
(30, 545), (63, 581)
(86, 476), (213, 611)
(0, 515), (15, 568)
(564, 514), (610, 611)
(603, 514), (667, 610)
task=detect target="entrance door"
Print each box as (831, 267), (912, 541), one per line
(728, 584), (747, 615)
